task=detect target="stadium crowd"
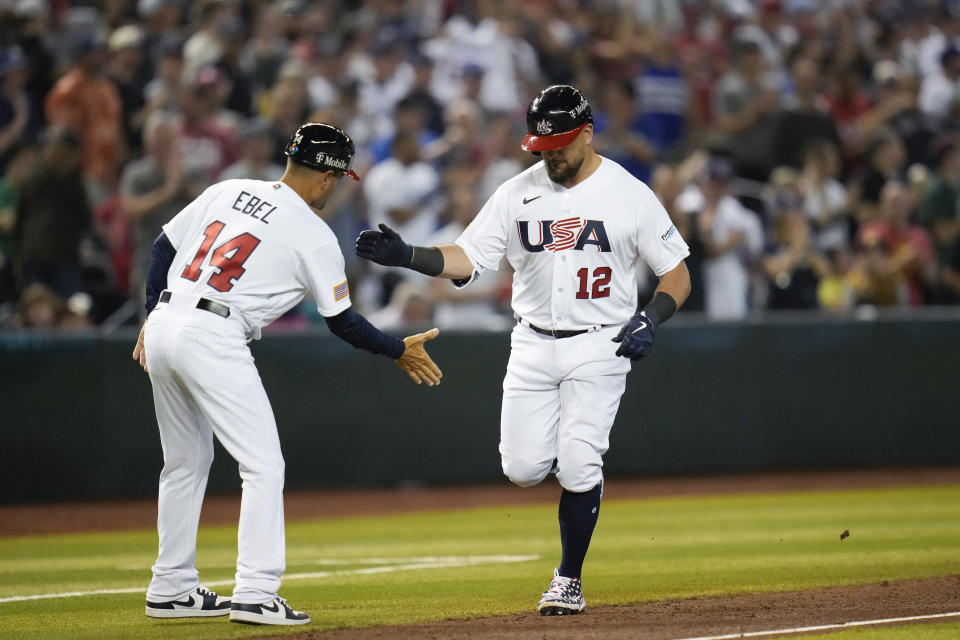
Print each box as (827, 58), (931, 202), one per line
(2, 0), (960, 331)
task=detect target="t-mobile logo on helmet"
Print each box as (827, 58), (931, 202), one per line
(316, 153), (348, 170)
(568, 100), (588, 118)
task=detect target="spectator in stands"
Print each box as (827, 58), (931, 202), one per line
(677, 157), (764, 319)
(138, 0), (183, 69)
(214, 17), (255, 119)
(851, 130), (906, 223)
(365, 279), (435, 331)
(357, 40), (414, 143)
(762, 191), (829, 310)
(857, 182), (936, 306)
(771, 57), (841, 170)
(919, 46), (960, 127)
(713, 38), (779, 181)
(219, 118), (284, 182)
(826, 64), (873, 157)
(0, 46), (38, 176)
(817, 247), (868, 312)
(422, 9), (536, 113)
(13, 282), (90, 329)
(182, 0), (237, 81)
(0, 142), (38, 304)
(920, 139), (960, 296)
(120, 112), (191, 315)
(303, 41), (342, 113)
(878, 64), (935, 168)
(798, 139), (850, 252)
(106, 25), (148, 155)
(12, 127), (91, 299)
(478, 10), (542, 114)
(92, 191), (131, 301)
(364, 130), (440, 245)
(241, 2), (289, 96)
(176, 70), (239, 192)
(363, 129), (440, 306)
(424, 97), (488, 171)
(635, 32), (689, 155)
(479, 115), (532, 201)
(14, 0), (55, 129)
(404, 53), (445, 137)
(942, 235), (960, 301)
(425, 184), (511, 331)
(651, 149), (710, 312)
(45, 33), (124, 205)
(143, 38), (184, 116)
(369, 95), (438, 166)
(265, 69), (310, 166)
(593, 80), (655, 184)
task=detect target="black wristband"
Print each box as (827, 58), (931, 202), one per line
(642, 291), (677, 326)
(408, 246), (444, 277)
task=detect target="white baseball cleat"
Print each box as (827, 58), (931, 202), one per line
(145, 585), (231, 618)
(537, 568), (586, 616)
(229, 596), (310, 625)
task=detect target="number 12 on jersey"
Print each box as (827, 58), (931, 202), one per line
(181, 221), (261, 292)
(576, 266), (611, 299)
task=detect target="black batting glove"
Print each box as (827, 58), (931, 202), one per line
(611, 311), (658, 360)
(355, 223), (413, 267)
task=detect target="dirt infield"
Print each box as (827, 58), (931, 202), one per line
(264, 575), (960, 640)
(2, 466), (958, 537)
(3, 467), (959, 639)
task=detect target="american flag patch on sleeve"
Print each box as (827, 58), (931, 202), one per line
(333, 280), (349, 301)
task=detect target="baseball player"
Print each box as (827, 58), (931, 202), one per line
(356, 85), (691, 615)
(132, 123), (442, 626)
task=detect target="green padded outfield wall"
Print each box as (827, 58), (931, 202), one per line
(1, 316), (958, 502)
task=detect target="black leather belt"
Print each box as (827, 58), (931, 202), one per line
(526, 323), (588, 339)
(159, 290), (231, 318)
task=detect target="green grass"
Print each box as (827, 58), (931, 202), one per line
(0, 485), (958, 639)
(790, 623), (960, 640)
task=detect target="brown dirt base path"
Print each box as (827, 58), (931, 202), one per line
(266, 575), (960, 640)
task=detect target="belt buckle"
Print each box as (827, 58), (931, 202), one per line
(551, 328), (560, 338)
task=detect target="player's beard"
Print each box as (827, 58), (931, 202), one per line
(544, 154), (584, 185)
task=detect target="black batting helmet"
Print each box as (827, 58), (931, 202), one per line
(285, 122), (360, 181)
(521, 85), (593, 153)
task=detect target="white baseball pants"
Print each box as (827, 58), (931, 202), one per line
(144, 300), (285, 605)
(499, 323), (630, 493)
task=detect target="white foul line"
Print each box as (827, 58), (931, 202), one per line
(672, 611), (960, 640)
(0, 554), (538, 604)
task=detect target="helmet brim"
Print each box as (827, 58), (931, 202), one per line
(345, 169), (360, 182)
(521, 122), (588, 152)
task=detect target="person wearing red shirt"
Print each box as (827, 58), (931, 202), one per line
(45, 35), (124, 203)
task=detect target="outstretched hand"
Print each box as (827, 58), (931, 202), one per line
(396, 327), (442, 386)
(611, 311), (657, 360)
(132, 323), (148, 373)
(355, 223), (413, 267)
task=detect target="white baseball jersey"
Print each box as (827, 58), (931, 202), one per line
(162, 179), (352, 338)
(455, 157), (689, 329)
(147, 177), (353, 605)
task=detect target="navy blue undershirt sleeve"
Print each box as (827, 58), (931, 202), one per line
(324, 308), (406, 359)
(145, 231), (176, 315)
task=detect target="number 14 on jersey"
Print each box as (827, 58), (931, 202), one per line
(181, 221), (262, 292)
